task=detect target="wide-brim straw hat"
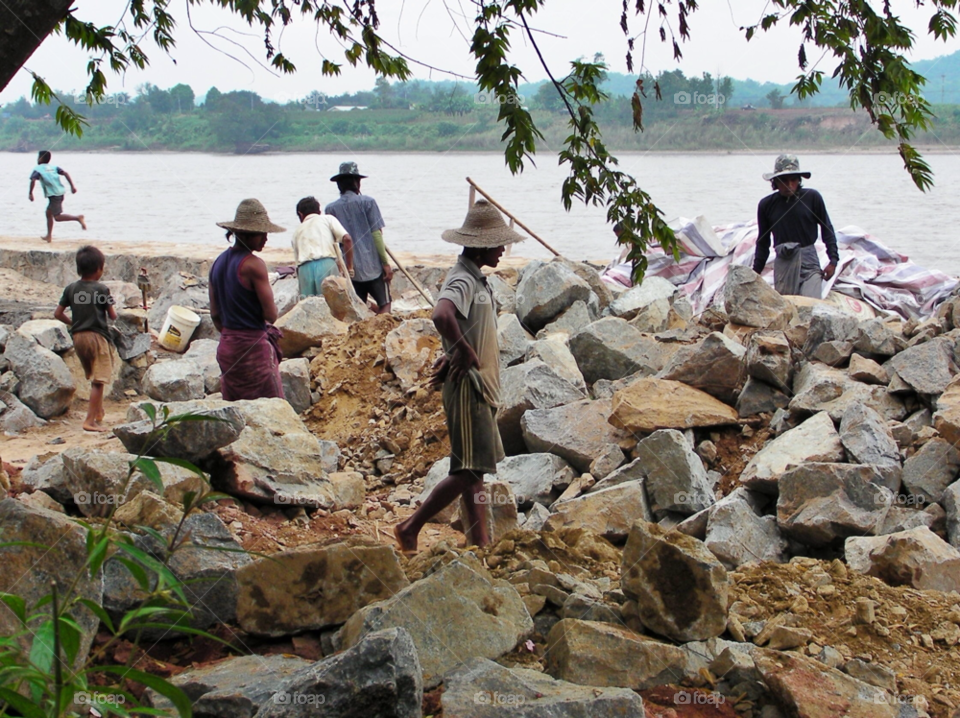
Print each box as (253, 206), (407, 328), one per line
(330, 161), (368, 182)
(763, 153), (811, 181)
(216, 198), (286, 234)
(441, 199), (525, 248)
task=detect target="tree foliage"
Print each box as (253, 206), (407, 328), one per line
(5, 0), (959, 280)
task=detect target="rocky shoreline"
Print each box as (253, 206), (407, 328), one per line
(2, 246), (960, 716)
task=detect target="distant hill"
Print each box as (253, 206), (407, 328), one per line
(517, 48), (960, 109)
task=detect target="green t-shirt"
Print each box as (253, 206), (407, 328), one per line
(58, 280), (113, 339)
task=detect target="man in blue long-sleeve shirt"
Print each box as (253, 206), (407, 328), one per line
(753, 154), (839, 298)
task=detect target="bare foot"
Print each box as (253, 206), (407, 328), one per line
(41, 235), (52, 243)
(394, 523), (418, 555)
(79, 215), (87, 230)
(82, 421), (110, 433)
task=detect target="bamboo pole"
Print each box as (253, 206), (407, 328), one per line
(385, 246), (436, 307)
(465, 176), (562, 257)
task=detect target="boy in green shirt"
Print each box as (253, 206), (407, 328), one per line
(28, 150), (86, 242)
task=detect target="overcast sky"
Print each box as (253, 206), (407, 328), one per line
(3, 0), (958, 104)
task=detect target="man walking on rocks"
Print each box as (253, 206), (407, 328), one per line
(395, 200), (523, 553)
(753, 154), (839, 298)
(325, 162), (393, 314)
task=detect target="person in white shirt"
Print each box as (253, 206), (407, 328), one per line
(292, 196), (354, 297)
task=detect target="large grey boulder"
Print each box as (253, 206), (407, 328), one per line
(741, 411), (844, 493)
(943, 480), (960, 548)
(148, 284), (210, 329)
(589, 457), (646, 493)
(18, 319), (72, 352)
(801, 306), (859, 359)
(537, 300), (594, 338)
(608, 275), (676, 320)
(902, 438), (960, 505)
(142, 358), (205, 402)
(636, 429), (714, 516)
(736, 376), (790, 417)
(658, 332), (746, 404)
(0, 389), (45, 433)
(516, 262), (594, 331)
(113, 404), (245, 464)
(568, 317), (664, 384)
(275, 297), (348, 357)
(3, 330), (75, 418)
(789, 361), (907, 422)
(887, 336), (958, 395)
(488, 274), (516, 314)
(745, 330), (793, 393)
(609, 377), (740, 433)
(0, 500), (103, 671)
(130, 398), (344, 509)
(621, 520), (729, 642)
(705, 495), (788, 568)
(385, 318), (440, 391)
(777, 463), (893, 547)
(838, 403), (902, 490)
(556, 257), (615, 310)
(497, 360), (586, 454)
(443, 657), (645, 717)
(723, 265), (794, 329)
(489, 453), (576, 509)
(525, 337), (586, 392)
(338, 559), (532, 688)
(259, 628), (423, 718)
(497, 313), (533, 368)
(544, 480), (652, 541)
(321, 274), (375, 323)
(236, 543), (409, 637)
(546, 618), (687, 691)
(183, 338), (222, 394)
(845, 527), (960, 592)
(145, 654), (311, 718)
(853, 318), (902, 357)
(520, 398), (629, 472)
(280, 357), (312, 414)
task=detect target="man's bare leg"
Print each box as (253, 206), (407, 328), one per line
(395, 469), (482, 553)
(55, 212), (86, 230)
(460, 480), (490, 547)
(83, 382), (109, 432)
(42, 209), (54, 242)
(374, 302), (392, 315)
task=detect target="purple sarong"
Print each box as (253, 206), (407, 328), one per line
(217, 326), (285, 401)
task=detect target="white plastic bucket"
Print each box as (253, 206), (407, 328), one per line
(158, 305), (201, 352)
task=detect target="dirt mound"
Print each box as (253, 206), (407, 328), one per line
(303, 312), (449, 488)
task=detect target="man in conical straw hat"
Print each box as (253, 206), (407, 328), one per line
(210, 198), (287, 401)
(395, 199), (524, 553)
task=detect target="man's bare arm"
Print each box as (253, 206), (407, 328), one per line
(242, 255), (278, 324)
(208, 283), (223, 332)
(433, 298), (477, 383)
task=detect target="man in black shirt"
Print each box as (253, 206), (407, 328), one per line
(753, 154), (839, 297)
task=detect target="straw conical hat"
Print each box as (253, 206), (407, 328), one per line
(441, 200), (525, 248)
(217, 198), (286, 234)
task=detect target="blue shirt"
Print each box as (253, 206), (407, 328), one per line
(30, 165), (66, 198)
(324, 191), (386, 282)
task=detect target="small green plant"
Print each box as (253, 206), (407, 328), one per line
(0, 405), (240, 717)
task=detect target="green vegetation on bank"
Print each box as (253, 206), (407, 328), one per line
(4, 71), (960, 153)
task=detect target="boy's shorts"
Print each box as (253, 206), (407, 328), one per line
(72, 331), (113, 384)
(442, 375), (504, 475)
(47, 195), (64, 215)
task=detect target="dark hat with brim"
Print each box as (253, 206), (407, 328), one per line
(216, 198), (286, 234)
(441, 200), (525, 248)
(330, 161), (368, 182)
(763, 153), (811, 181)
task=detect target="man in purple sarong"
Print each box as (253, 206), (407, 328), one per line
(210, 198), (286, 401)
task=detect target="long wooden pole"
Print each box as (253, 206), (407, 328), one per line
(385, 246), (436, 307)
(465, 176), (562, 257)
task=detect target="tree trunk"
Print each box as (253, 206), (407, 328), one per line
(0, 0), (73, 92)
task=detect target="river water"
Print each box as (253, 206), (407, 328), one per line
(2, 150), (958, 274)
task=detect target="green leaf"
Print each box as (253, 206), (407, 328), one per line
(142, 403), (157, 423)
(28, 620), (56, 675)
(152, 456), (209, 479)
(0, 593), (27, 625)
(97, 666), (193, 718)
(77, 598), (116, 635)
(0, 687), (46, 718)
(132, 458), (164, 492)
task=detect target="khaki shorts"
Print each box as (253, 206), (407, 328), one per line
(442, 375), (504, 475)
(73, 331), (113, 384)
